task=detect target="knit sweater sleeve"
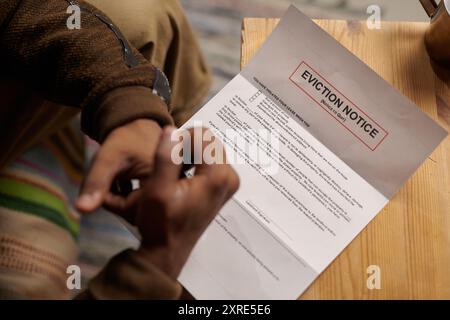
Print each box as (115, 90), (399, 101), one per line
(75, 249), (183, 300)
(0, 0), (174, 141)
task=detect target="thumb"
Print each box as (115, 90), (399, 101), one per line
(76, 147), (124, 213)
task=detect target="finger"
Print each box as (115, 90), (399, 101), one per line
(191, 131), (239, 199)
(76, 145), (124, 213)
(151, 126), (183, 185)
(103, 190), (142, 224)
(175, 165), (238, 228)
(195, 162), (240, 201)
(181, 127), (239, 201)
(185, 127), (227, 166)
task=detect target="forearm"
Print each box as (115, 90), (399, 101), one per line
(0, 0), (173, 141)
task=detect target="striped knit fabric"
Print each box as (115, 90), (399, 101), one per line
(0, 124), (83, 238)
(0, 121), (83, 299)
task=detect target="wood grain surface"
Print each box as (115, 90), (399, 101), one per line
(241, 18), (450, 299)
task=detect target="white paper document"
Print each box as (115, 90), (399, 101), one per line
(178, 6), (448, 299)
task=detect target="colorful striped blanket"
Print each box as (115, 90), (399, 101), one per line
(0, 120), (138, 299)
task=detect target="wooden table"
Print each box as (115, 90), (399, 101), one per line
(241, 18), (450, 299)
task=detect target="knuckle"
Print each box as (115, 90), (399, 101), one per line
(208, 165), (239, 196)
(145, 189), (171, 212)
(227, 169), (240, 195)
(209, 169), (228, 191)
(156, 148), (174, 166)
(93, 149), (116, 167)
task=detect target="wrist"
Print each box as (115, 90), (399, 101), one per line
(137, 245), (181, 280)
(107, 118), (161, 141)
(81, 86), (174, 142)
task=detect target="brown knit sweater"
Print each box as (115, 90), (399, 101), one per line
(0, 0), (174, 142)
(0, 0), (182, 299)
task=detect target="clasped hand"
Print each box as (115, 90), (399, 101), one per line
(76, 120), (239, 279)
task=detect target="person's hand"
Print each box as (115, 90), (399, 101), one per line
(75, 119), (162, 213)
(118, 126), (240, 279)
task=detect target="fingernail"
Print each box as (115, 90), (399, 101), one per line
(77, 192), (101, 209)
(164, 126), (176, 137)
(162, 126), (176, 142)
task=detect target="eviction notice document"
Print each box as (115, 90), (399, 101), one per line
(178, 6), (448, 299)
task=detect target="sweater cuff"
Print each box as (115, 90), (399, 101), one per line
(82, 249), (183, 300)
(82, 86), (174, 142)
